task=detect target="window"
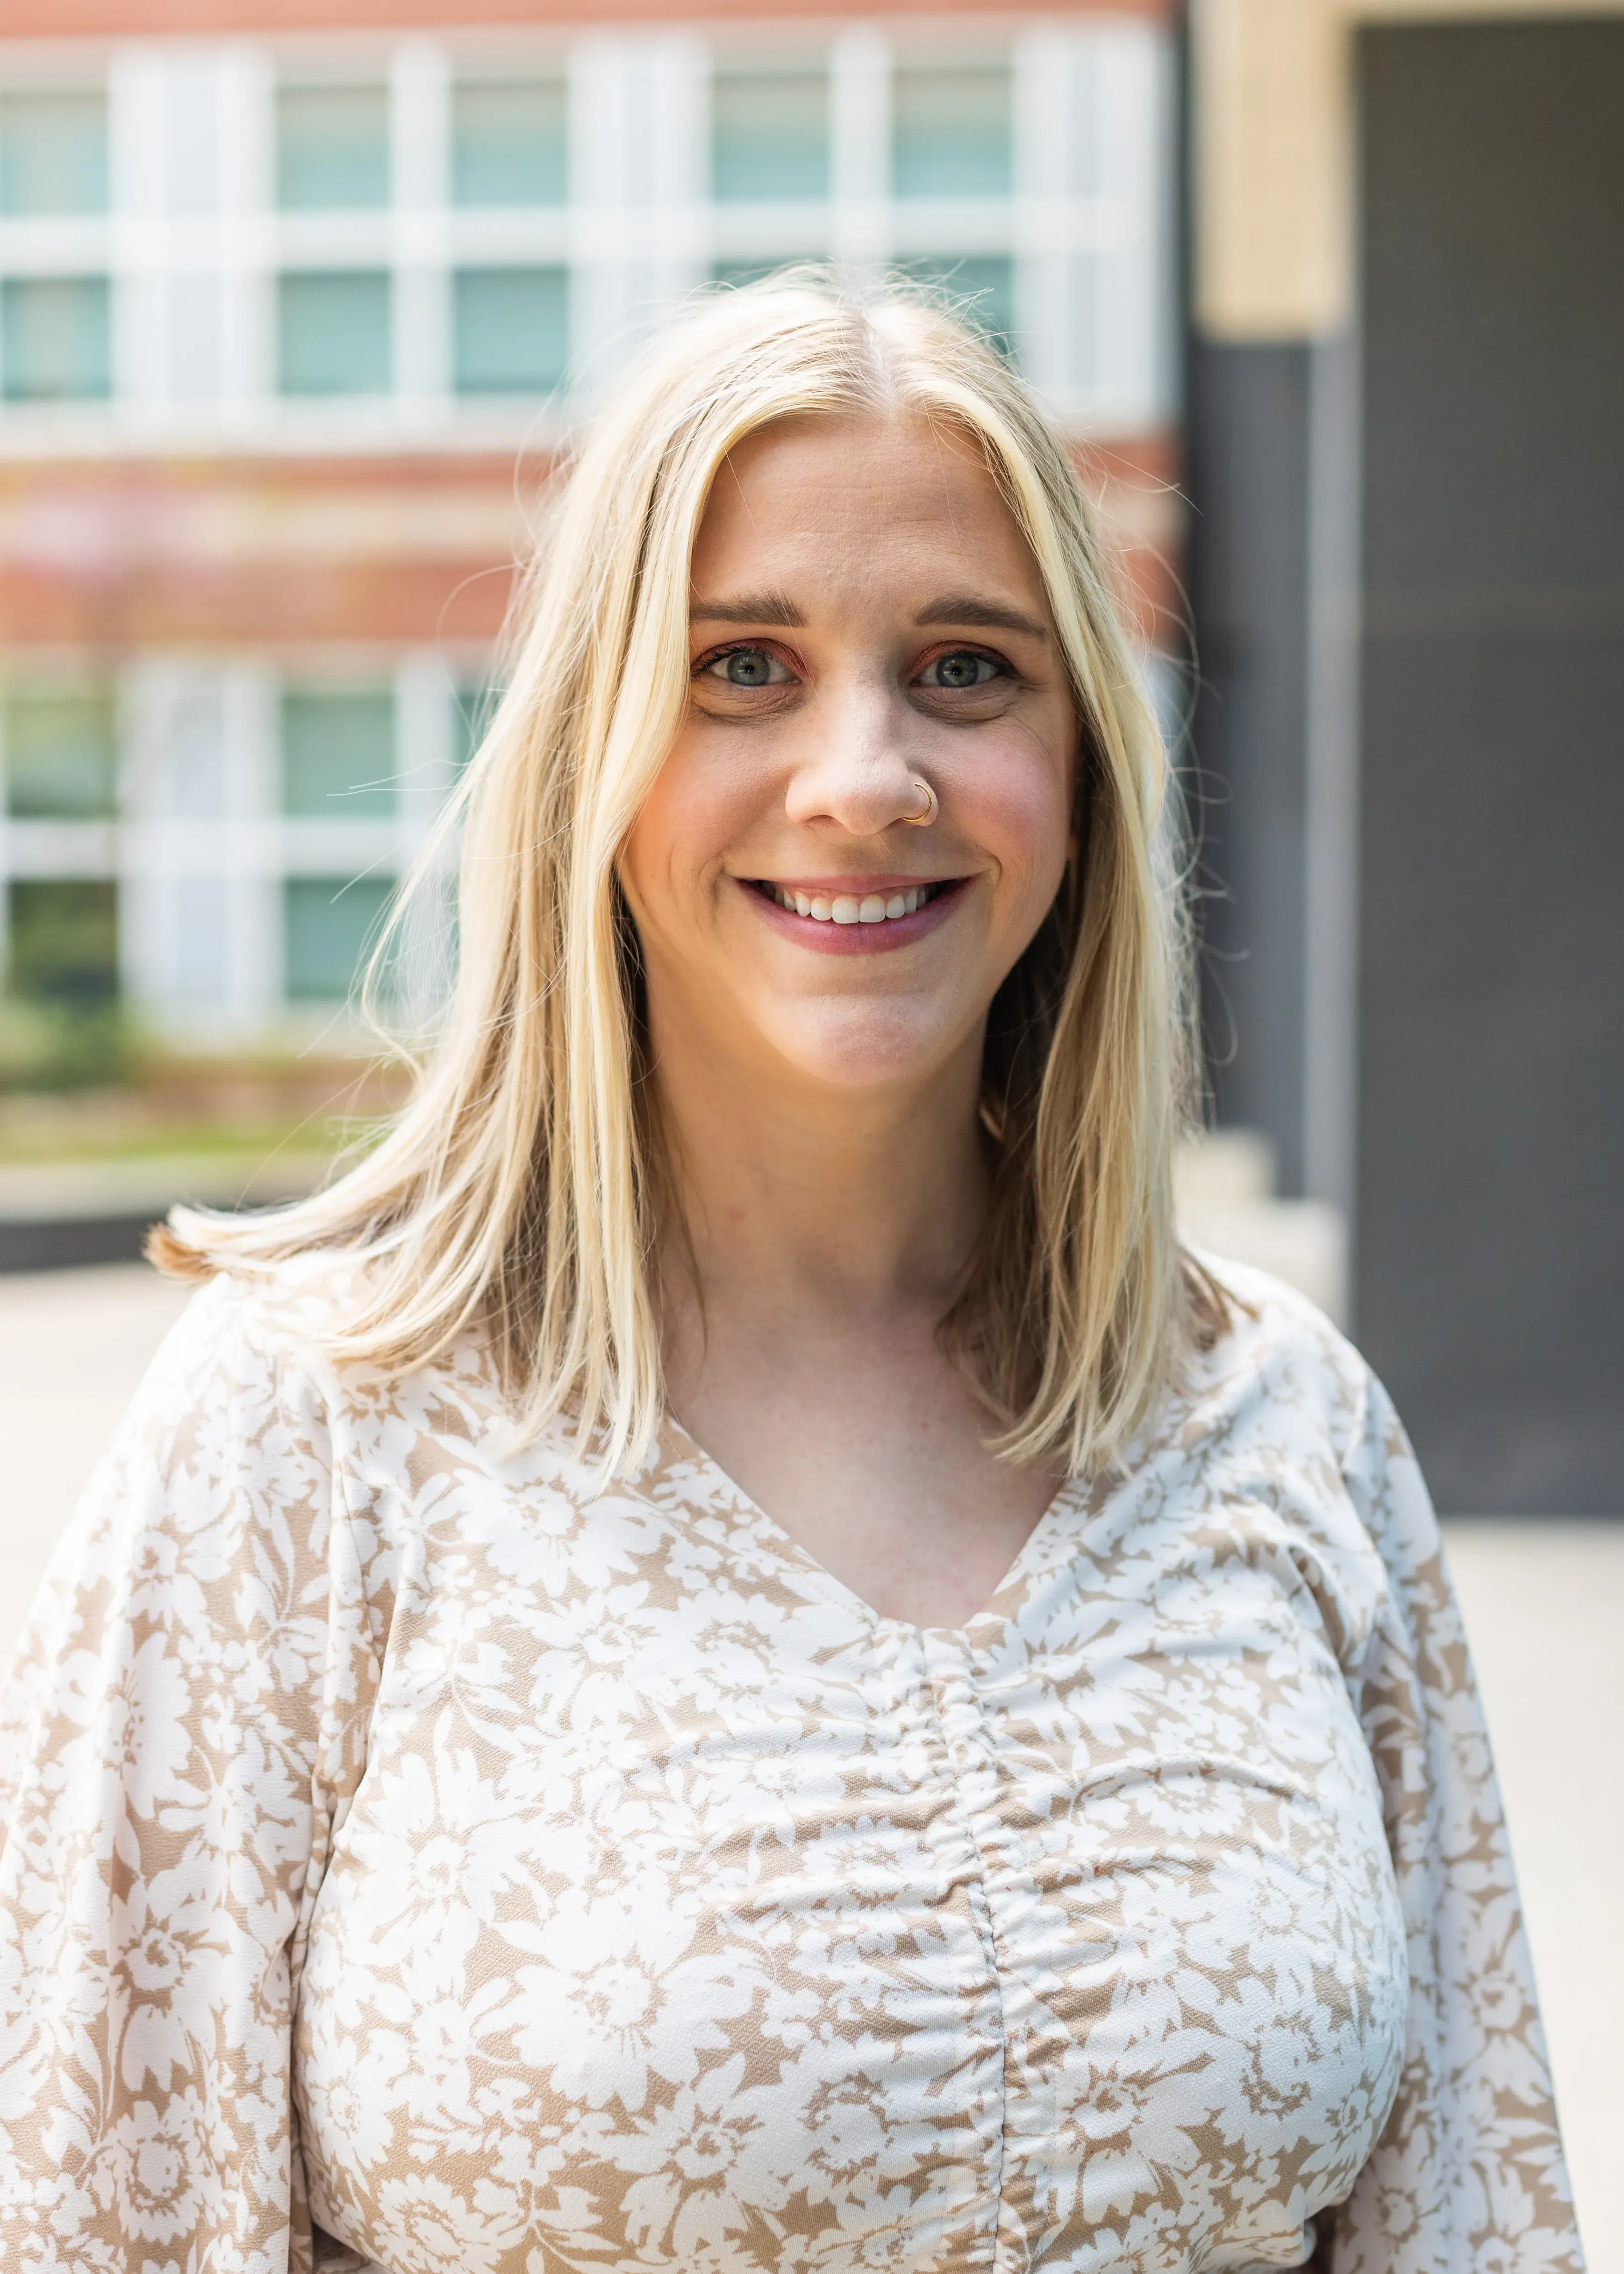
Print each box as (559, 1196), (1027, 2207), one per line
(0, 278), (111, 403)
(149, 677), (230, 818)
(172, 878), (232, 1006)
(283, 875), (394, 1004)
(0, 91), (107, 216)
(8, 880), (118, 1006)
(453, 267), (568, 396)
(277, 272), (391, 397)
(276, 84), (390, 211)
(279, 688), (397, 817)
(896, 255), (1015, 357)
(711, 70), (829, 202)
(3, 687), (117, 818)
(452, 80), (568, 208)
(453, 676), (502, 773)
(892, 64), (1013, 199)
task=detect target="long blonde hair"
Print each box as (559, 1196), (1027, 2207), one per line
(157, 275), (1215, 1477)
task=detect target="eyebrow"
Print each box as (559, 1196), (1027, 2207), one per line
(914, 594), (1050, 638)
(687, 590), (1050, 638)
(689, 591), (805, 626)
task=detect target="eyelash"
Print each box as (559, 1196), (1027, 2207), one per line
(691, 641), (1014, 685)
(692, 640), (797, 681)
(916, 645), (1011, 689)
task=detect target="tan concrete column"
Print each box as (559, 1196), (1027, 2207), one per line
(1190, 0), (1353, 345)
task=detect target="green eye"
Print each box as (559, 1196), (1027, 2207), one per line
(705, 647), (788, 687)
(923, 651), (1002, 690)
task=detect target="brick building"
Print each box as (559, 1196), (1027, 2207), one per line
(0, 0), (1179, 1039)
(14, 0), (1617, 1510)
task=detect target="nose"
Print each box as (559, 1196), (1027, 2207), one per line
(781, 675), (930, 837)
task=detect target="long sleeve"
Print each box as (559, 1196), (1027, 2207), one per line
(0, 1275), (383, 2274)
(1323, 1369), (1585, 2274)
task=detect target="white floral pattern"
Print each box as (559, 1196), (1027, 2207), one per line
(0, 1259), (1584, 2273)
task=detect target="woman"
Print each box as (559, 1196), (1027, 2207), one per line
(0, 281), (1582, 2274)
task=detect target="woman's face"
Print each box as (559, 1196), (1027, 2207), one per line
(620, 413), (1078, 1099)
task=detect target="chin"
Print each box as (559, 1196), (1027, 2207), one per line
(760, 997), (971, 1093)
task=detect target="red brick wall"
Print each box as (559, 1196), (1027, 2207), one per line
(10, 0), (1168, 33)
(0, 436), (1181, 656)
(0, 457), (521, 652)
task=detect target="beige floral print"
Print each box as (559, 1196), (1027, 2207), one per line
(0, 1258), (1584, 2274)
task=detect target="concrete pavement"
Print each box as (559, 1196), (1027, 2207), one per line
(0, 1263), (1616, 2271)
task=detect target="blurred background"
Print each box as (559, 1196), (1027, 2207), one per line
(0, 0), (1617, 2260)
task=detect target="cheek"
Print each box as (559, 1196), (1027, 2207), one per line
(961, 732), (1073, 907)
(622, 736), (752, 917)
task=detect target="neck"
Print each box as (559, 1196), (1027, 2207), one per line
(646, 1006), (991, 1324)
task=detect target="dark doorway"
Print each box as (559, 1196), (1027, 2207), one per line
(1357, 19), (1624, 1510)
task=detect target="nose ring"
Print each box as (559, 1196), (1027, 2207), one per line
(903, 776), (938, 827)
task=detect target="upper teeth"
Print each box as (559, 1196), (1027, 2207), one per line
(772, 886), (932, 923)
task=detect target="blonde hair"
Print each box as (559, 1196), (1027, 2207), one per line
(157, 274), (1216, 1478)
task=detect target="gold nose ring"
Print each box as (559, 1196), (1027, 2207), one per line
(903, 776), (938, 827)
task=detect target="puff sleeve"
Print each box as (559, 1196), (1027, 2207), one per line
(1322, 1370), (1585, 2273)
(0, 1275), (383, 2274)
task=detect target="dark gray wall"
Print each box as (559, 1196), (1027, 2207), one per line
(1187, 343), (1312, 1194)
(1357, 19), (1624, 1511)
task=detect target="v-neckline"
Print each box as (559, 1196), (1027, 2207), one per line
(659, 1413), (1086, 1641)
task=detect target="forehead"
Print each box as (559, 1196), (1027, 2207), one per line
(692, 412), (1046, 603)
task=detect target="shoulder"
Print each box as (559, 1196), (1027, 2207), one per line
(141, 1257), (346, 1408)
(2, 1266), (365, 1775)
(1145, 1254), (1442, 1656)
(156, 1260), (514, 1492)
(116, 1255), (420, 1495)
(1176, 1248), (1375, 1476)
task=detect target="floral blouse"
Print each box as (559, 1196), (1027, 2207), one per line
(0, 1260), (1583, 2274)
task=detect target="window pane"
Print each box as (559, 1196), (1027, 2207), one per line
(277, 84), (390, 211)
(712, 70), (829, 202)
(150, 676), (229, 818)
(0, 278), (111, 403)
(172, 876), (231, 1006)
(892, 64), (1012, 199)
(280, 688), (397, 817)
(4, 687), (117, 818)
(453, 676), (502, 772)
(897, 255), (1015, 358)
(8, 880), (118, 1007)
(283, 875), (394, 1004)
(452, 80), (567, 208)
(0, 91), (107, 216)
(277, 271), (391, 397)
(452, 267), (568, 395)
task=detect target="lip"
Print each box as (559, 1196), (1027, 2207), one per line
(753, 874), (946, 897)
(735, 874), (967, 954)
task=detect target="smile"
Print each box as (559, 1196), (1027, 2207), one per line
(752, 881), (950, 926)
